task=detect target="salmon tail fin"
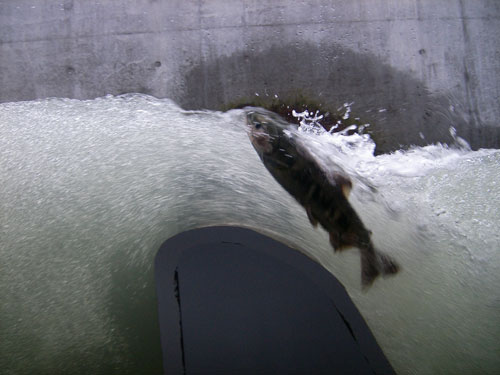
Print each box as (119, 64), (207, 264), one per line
(378, 253), (400, 276)
(361, 244), (400, 289)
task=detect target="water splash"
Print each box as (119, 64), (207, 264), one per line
(292, 108), (325, 133)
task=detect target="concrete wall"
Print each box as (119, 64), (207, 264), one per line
(1, 0), (499, 152)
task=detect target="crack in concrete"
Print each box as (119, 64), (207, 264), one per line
(173, 268), (187, 375)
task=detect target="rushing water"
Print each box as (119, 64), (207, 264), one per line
(1, 94), (499, 374)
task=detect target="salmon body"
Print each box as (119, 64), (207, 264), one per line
(245, 107), (399, 287)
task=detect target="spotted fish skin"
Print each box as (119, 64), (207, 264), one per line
(245, 107), (399, 287)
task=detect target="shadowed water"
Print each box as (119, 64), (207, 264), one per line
(0, 94), (499, 374)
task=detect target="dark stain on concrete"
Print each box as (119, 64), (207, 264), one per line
(180, 41), (499, 154)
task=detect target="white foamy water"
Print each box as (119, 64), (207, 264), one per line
(1, 95), (499, 374)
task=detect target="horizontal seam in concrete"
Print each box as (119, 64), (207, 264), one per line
(1, 15), (496, 45)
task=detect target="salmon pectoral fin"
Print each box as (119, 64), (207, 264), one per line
(305, 206), (318, 227)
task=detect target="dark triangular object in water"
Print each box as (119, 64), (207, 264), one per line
(361, 244), (400, 288)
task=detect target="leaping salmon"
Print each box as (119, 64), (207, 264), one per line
(245, 107), (399, 287)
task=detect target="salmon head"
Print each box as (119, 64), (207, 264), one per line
(244, 108), (291, 158)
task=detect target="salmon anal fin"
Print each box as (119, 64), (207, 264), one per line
(305, 206), (318, 227)
(329, 232), (341, 252)
(361, 244), (380, 288)
(329, 231), (357, 252)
